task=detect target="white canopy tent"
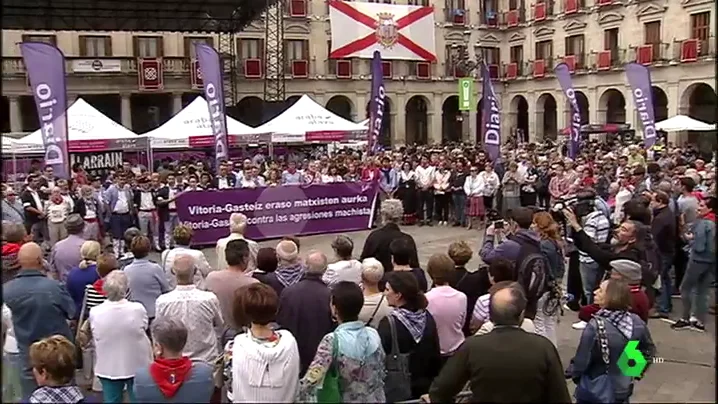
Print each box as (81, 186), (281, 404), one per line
(14, 98), (143, 154)
(256, 95), (367, 143)
(143, 96), (269, 148)
(655, 115), (717, 132)
(358, 118), (370, 128)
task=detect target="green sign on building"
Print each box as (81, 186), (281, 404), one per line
(458, 78), (474, 111)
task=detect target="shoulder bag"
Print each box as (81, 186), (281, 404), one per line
(365, 295), (385, 327)
(317, 333), (341, 403)
(575, 317), (616, 403)
(384, 316), (412, 403)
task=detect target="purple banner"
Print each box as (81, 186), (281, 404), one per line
(368, 51), (385, 155)
(554, 62), (581, 159)
(481, 62), (500, 161)
(20, 42), (70, 179)
(625, 62), (657, 149)
(176, 182), (379, 245)
(194, 43), (229, 168)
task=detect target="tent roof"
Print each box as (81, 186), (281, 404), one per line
(655, 115), (717, 132)
(18, 98), (139, 145)
(142, 96), (258, 138)
(256, 95), (366, 135)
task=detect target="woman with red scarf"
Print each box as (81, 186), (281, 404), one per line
(579, 166), (595, 188)
(133, 317), (214, 403)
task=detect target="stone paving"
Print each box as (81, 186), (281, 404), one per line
(153, 225), (716, 403)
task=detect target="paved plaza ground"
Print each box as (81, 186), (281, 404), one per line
(153, 225), (716, 403)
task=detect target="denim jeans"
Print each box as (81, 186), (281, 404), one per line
(680, 260), (715, 323)
(18, 351), (37, 399)
(99, 377), (135, 403)
(452, 193), (466, 226)
(579, 260), (603, 305)
(657, 253), (674, 314)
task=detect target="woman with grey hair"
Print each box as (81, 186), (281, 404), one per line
(133, 317), (214, 402)
(82, 271), (152, 403)
(358, 258), (392, 328)
(360, 199), (420, 273)
(322, 235), (362, 287)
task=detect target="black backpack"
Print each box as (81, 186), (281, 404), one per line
(510, 236), (550, 320)
(640, 234), (662, 289)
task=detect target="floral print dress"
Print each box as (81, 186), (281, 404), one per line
(297, 326), (386, 403)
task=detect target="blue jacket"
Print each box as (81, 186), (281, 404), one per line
(65, 265), (101, 319)
(3, 269), (75, 354)
(133, 361), (214, 403)
(540, 238), (565, 281)
(570, 313), (655, 401)
(689, 217), (716, 264)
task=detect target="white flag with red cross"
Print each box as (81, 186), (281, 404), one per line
(329, 1), (436, 61)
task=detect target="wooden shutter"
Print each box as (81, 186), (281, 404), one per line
(132, 37), (139, 57)
(258, 38), (265, 63)
(156, 37), (164, 57)
(535, 42), (542, 59)
(104, 36), (113, 57)
(302, 40), (310, 61)
(79, 36), (88, 56)
(691, 12), (709, 40)
(644, 22), (660, 45)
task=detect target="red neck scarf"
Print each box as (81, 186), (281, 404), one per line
(92, 279), (106, 296)
(149, 356), (193, 398)
(703, 212), (716, 222)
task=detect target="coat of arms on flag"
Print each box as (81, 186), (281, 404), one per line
(329, 1), (436, 61)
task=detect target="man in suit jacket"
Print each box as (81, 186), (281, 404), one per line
(156, 172), (184, 249)
(212, 164), (237, 190)
(103, 174), (136, 256)
(133, 176), (161, 251)
(19, 174), (48, 246)
(428, 283), (571, 403)
(360, 199), (419, 274)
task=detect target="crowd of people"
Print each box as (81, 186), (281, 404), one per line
(1, 135), (716, 403)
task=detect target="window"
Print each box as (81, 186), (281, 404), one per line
(368, 0), (392, 3)
(535, 40), (553, 60)
(184, 37), (214, 58)
(564, 34), (584, 66)
(644, 21), (661, 60)
(510, 45), (523, 63)
(479, 47), (500, 65)
(691, 12), (710, 40)
(239, 39), (262, 59)
(409, 0), (429, 5)
(79, 36), (112, 57)
(21, 35), (56, 45)
(481, 0), (499, 24)
(509, 0), (519, 9)
(286, 40), (307, 61)
(445, 44), (465, 76)
(327, 40), (336, 74)
(604, 28), (619, 65)
(133, 36), (163, 58)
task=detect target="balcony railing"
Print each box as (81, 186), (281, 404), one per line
(502, 61), (527, 79)
(587, 48), (628, 70)
(478, 10), (501, 26)
(562, 0), (586, 13)
(628, 42), (671, 65)
(562, 53), (587, 71)
(445, 8), (468, 25)
(502, 8), (527, 27)
(672, 36), (716, 62)
(2, 56), (193, 77)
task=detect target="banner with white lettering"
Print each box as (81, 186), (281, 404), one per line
(554, 62), (581, 159)
(481, 62), (500, 161)
(625, 63), (657, 150)
(194, 43), (229, 168)
(20, 42), (70, 179)
(368, 50), (385, 154)
(70, 151), (123, 179)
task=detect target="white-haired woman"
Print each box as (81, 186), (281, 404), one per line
(80, 271), (152, 403)
(358, 258), (392, 328)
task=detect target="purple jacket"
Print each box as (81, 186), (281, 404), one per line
(479, 229), (542, 264)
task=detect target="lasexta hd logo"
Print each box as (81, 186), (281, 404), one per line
(617, 340), (648, 377)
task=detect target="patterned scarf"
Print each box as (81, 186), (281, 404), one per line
(391, 307), (427, 344)
(595, 308), (633, 339)
(274, 262), (305, 287)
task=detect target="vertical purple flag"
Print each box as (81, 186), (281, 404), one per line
(554, 62), (581, 159)
(368, 51), (385, 155)
(194, 43), (229, 168)
(625, 62), (657, 149)
(481, 62), (500, 161)
(20, 42), (70, 179)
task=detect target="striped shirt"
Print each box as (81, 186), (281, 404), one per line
(580, 211), (612, 264)
(471, 293), (491, 325)
(82, 283), (131, 318)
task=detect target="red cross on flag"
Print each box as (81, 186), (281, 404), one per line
(329, 1), (436, 61)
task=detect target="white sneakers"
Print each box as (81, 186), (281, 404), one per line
(572, 320), (587, 330)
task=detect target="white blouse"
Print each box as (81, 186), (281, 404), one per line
(478, 171), (500, 196)
(463, 175), (484, 196)
(89, 300), (152, 379)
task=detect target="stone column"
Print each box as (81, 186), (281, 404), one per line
(534, 102), (545, 143)
(172, 93), (183, 115)
(468, 109), (477, 143)
(667, 82), (680, 116)
(394, 93), (407, 146)
(121, 93), (132, 130)
(588, 87), (600, 124)
(429, 93), (443, 145)
(9, 96), (22, 132)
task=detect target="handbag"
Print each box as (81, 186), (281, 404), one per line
(574, 318), (616, 403)
(384, 316), (412, 403)
(316, 333), (341, 403)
